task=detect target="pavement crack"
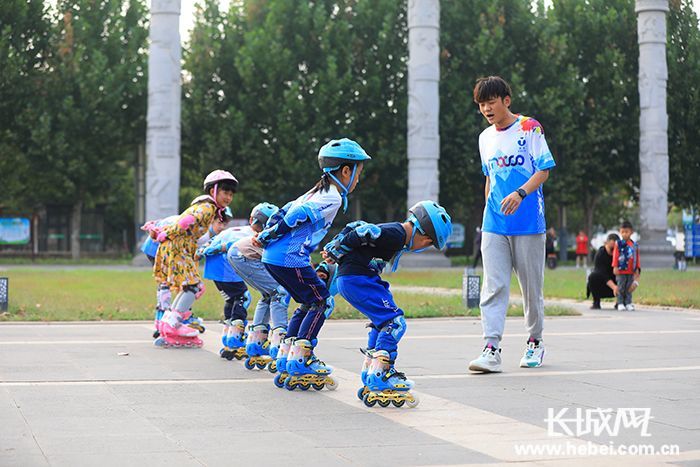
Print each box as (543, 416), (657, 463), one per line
(8, 389), (51, 466)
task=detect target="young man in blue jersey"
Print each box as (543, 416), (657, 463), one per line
(468, 76), (555, 373)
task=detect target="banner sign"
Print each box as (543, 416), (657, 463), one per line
(0, 218), (31, 245)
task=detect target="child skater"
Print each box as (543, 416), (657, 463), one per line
(198, 207), (258, 359)
(253, 138), (371, 390)
(153, 169), (238, 348)
(324, 201), (452, 408)
(141, 215), (223, 338)
(227, 202), (292, 372)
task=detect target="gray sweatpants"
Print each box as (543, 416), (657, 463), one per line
(479, 232), (545, 347)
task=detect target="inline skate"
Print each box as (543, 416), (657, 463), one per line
(244, 324), (272, 370)
(362, 350), (418, 408)
(284, 339), (337, 391)
(220, 319), (247, 360)
(154, 310), (203, 348)
(356, 347), (373, 401)
(267, 326), (287, 373)
(273, 337), (292, 388)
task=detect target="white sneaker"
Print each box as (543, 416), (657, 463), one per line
(468, 345), (502, 373)
(626, 304), (635, 311)
(520, 338), (545, 368)
(616, 304), (626, 311)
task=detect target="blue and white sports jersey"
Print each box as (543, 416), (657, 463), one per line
(479, 115), (555, 235)
(140, 215), (179, 257)
(262, 185), (342, 268)
(203, 226), (253, 283)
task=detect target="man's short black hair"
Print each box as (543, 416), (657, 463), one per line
(620, 220), (634, 230)
(607, 233), (620, 242)
(473, 76), (512, 103)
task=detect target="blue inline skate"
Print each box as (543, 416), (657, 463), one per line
(357, 347), (373, 401)
(284, 339), (338, 391)
(244, 324), (272, 370)
(273, 337), (292, 388)
(221, 319), (247, 361)
(182, 313), (206, 333)
(267, 326), (287, 373)
(363, 350), (418, 408)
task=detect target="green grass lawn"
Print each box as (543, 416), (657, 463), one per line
(391, 268), (700, 309)
(0, 269), (577, 321)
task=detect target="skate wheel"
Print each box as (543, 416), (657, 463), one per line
(234, 354), (243, 360)
(362, 393), (377, 408)
(199, 326), (206, 333)
(225, 354), (234, 361)
(406, 394), (420, 409)
(325, 378), (338, 391)
(256, 362), (266, 370)
(392, 399), (405, 408)
(357, 387), (367, 401)
(152, 330), (160, 339)
(378, 399), (391, 408)
(273, 373), (286, 388)
(299, 382), (310, 391)
(244, 359), (255, 370)
(268, 361), (277, 374)
(312, 382), (325, 391)
(285, 379), (296, 391)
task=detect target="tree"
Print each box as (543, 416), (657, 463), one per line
(183, 0), (408, 224)
(0, 1), (50, 210)
(24, 0), (148, 258)
(667, 0), (700, 208)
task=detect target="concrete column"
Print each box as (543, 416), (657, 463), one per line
(407, 0), (440, 209)
(145, 0), (181, 222)
(636, 0), (673, 267)
(405, 0), (449, 268)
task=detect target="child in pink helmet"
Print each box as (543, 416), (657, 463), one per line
(153, 169), (238, 348)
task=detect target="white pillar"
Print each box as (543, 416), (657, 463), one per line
(405, 0), (449, 268)
(145, 0), (181, 222)
(636, 0), (673, 266)
(407, 0), (440, 209)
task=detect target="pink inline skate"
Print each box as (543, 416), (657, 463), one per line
(154, 310), (203, 348)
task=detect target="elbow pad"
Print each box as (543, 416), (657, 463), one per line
(178, 214), (196, 231)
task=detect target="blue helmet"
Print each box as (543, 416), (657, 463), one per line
(317, 138), (372, 171)
(250, 202), (278, 227)
(317, 138), (371, 213)
(407, 201), (453, 251)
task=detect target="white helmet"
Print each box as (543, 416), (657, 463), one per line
(203, 170), (238, 192)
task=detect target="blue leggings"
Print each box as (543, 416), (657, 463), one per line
(337, 274), (406, 360)
(264, 263), (330, 341)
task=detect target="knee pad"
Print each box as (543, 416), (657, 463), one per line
(172, 288), (198, 313)
(182, 283), (204, 297)
(240, 290), (252, 310)
(157, 284), (171, 311)
(375, 315), (406, 359)
(271, 286), (288, 304)
(380, 315), (406, 343)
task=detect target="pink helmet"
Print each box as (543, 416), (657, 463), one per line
(203, 170), (238, 192)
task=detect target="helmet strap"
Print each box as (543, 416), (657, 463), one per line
(390, 220), (420, 273)
(325, 164), (357, 213)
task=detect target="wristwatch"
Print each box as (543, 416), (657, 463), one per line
(516, 188), (527, 199)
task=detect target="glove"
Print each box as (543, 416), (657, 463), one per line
(256, 225), (282, 247)
(368, 259), (386, 274)
(324, 240), (352, 263)
(202, 244), (223, 256)
(156, 231), (168, 243)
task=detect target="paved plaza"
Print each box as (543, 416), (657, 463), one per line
(1, 303), (699, 466)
